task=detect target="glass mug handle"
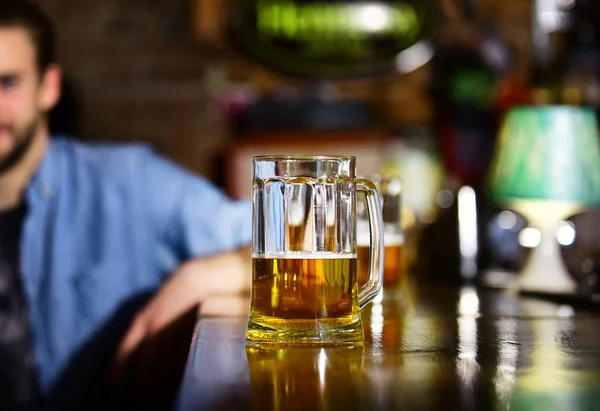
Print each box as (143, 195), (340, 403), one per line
(356, 178), (384, 308)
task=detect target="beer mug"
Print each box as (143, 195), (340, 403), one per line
(357, 176), (404, 290)
(247, 156), (384, 344)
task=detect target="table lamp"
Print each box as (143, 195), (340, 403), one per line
(487, 106), (600, 294)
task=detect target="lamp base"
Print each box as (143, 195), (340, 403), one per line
(511, 200), (581, 295)
(517, 244), (576, 294)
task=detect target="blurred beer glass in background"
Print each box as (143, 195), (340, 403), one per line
(358, 176), (404, 291)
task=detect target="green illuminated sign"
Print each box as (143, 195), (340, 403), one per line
(257, 2), (420, 41)
(227, 0), (437, 77)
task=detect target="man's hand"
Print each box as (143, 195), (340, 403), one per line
(115, 246), (251, 368)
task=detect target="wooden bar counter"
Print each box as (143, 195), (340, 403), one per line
(174, 280), (600, 411)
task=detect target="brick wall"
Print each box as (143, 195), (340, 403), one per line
(34, 0), (228, 180)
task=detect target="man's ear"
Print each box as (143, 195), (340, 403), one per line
(38, 64), (62, 112)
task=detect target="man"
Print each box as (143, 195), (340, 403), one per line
(0, 1), (252, 409)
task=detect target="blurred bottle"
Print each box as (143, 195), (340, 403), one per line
(429, 0), (513, 189)
(527, 0), (582, 106)
(561, 0), (600, 114)
(528, 40), (563, 106)
(428, 0), (514, 281)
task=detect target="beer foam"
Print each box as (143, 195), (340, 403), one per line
(253, 251), (356, 259)
(384, 233), (404, 246)
(357, 230), (371, 247)
(357, 232), (404, 247)
(357, 221), (404, 247)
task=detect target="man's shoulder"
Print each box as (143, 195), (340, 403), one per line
(48, 136), (196, 192)
(49, 137), (161, 179)
(52, 137), (154, 165)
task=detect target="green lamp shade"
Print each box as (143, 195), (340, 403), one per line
(488, 106), (600, 206)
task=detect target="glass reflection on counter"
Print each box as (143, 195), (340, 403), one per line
(457, 286), (481, 408)
(370, 299), (384, 340)
(245, 343), (364, 410)
(318, 348), (326, 392)
(363, 280), (453, 410)
(365, 293), (392, 408)
(365, 288), (409, 351)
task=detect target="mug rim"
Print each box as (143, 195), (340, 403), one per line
(253, 155), (356, 162)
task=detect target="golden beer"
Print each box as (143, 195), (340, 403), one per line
(357, 234), (403, 288)
(247, 252), (363, 342)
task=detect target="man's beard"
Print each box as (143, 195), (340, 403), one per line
(0, 119), (38, 175)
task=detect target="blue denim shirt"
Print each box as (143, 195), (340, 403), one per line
(21, 137), (252, 394)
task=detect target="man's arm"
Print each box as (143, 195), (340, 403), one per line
(116, 245), (251, 365)
(114, 149), (253, 371)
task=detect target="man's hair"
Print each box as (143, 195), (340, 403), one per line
(0, 0), (57, 74)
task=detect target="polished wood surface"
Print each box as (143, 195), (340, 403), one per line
(175, 280), (600, 411)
